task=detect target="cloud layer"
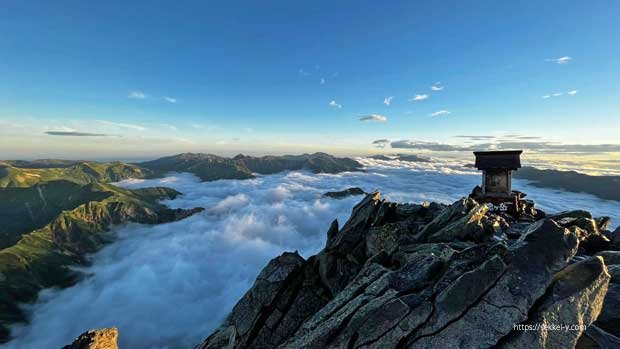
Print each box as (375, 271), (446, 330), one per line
(389, 139), (620, 154)
(359, 114), (387, 122)
(7, 161), (620, 348)
(44, 131), (110, 137)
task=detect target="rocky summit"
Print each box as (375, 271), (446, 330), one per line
(196, 192), (620, 349)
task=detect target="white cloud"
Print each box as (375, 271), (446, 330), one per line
(409, 94), (429, 102)
(97, 120), (146, 131)
(383, 96), (394, 106)
(431, 83), (444, 91)
(163, 97), (177, 103)
(359, 114), (387, 122)
(547, 56), (572, 64)
(320, 78), (326, 85)
(430, 110), (451, 117)
(299, 68), (311, 76)
(542, 90), (578, 99)
(328, 100), (342, 109)
(160, 124), (178, 131)
(54, 126), (77, 132)
(128, 91), (147, 99)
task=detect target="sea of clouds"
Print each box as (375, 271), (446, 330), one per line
(6, 157), (620, 348)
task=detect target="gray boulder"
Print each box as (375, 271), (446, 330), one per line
(595, 283), (620, 337)
(576, 325), (620, 349)
(500, 257), (610, 349)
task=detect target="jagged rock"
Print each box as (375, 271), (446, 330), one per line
(408, 219), (579, 348)
(549, 210), (593, 220)
(62, 327), (119, 349)
(596, 251), (620, 265)
(557, 217), (600, 236)
(595, 283), (620, 337)
(576, 325), (620, 349)
(499, 257), (610, 349)
(317, 192), (382, 296)
(198, 194), (616, 349)
(416, 197), (491, 243)
(582, 234), (613, 255)
(323, 187), (367, 199)
(198, 251), (313, 348)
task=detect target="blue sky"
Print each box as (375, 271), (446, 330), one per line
(0, 0), (619, 159)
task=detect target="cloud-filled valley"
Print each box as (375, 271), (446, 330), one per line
(6, 158), (620, 348)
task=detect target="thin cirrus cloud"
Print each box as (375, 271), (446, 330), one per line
(383, 96), (394, 106)
(546, 56), (572, 64)
(328, 100), (342, 109)
(128, 91), (147, 99)
(96, 120), (146, 131)
(542, 90), (578, 99)
(128, 91), (178, 103)
(359, 114), (387, 122)
(430, 110), (450, 117)
(409, 94), (429, 102)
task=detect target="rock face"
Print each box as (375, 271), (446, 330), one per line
(199, 192), (617, 348)
(62, 327), (118, 349)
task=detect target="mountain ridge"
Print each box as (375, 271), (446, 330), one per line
(0, 182), (203, 342)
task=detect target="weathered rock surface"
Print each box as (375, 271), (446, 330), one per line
(198, 193), (619, 349)
(499, 257), (609, 349)
(576, 325), (620, 349)
(595, 283), (620, 337)
(62, 327), (118, 349)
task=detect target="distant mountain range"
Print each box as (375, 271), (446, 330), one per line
(138, 152), (363, 181)
(0, 152), (362, 343)
(514, 167), (620, 202)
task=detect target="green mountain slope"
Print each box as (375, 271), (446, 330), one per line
(0, 161), (151, 188)
(0, 181), (112, 249)
(0, 182), (203, 342)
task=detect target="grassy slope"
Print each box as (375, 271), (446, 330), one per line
(0, 181), (112, 249)
(0, 161), (151, 188)
(0, 182), (202, 342)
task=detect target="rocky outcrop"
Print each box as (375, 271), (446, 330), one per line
(500, 257), (609, 349)
(199, 192), (617, 348)
(62, 327), (118, 349)
(323, 187), (367, 199)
